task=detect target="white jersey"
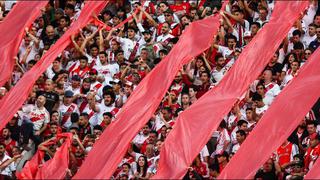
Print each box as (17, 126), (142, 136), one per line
(21, 104), (50, 131)
(93, 63), (119, 85)
(0, 155), (16, 177)
(58, 103), (80, 128)
(81, 103), (99, 126)
(97, 102), (116, 125)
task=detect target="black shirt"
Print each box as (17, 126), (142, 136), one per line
(36, 90), (59, 114)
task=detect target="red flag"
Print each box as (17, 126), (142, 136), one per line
(16, 151), (45, 179)
(153, 1), (309, 179)
(0, 1), (109, 131)
(0, 1), (47, 86)
(305, 158), (320, 179)
(219, 42), (320, 179)
(36, 133), (73, 179)
(73, 13), (222, 180)
(17, 133), (73, 179)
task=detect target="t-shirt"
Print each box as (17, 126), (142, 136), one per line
(0, 155), (16, 177)
(22, 104), (50, 131)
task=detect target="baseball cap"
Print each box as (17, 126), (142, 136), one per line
(64, 90), (74, 97)
(71, 75), (81, 81)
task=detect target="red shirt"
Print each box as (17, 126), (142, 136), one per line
(277, 142), (294, 167)
(170, 2), (191, 14)
(193, 162), (208, 177)
(304, 144), (320, 170)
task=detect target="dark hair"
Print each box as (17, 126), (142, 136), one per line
(103, 91), (116, 102)
(293, 42), (304, 50)
(306, 120), (317, 127)
(103, 112), (113, 118)
(159, 1), (169, 7)
(28, 60), (37, 65)
(65, 3), (75, 11)
(60, 15), (71, 25)
(252, 93), (263, 102)
(122, 162), (131, 169)
(227, 34), (237, 42)
(251, 22), (261, 29)
(309, 23), (318, 28)
(256, 83), (265, 90)
(127, 26), (137, 33)
(80, 113), (89, 119)
(71, 112), (79, 123)
(150, 130), (158, 137)
(236, 129), (246, 137)
(162, 107), (172, 114)
(246, 107), (253, 111)
(292, 29), (302, 37)
(79, 56), (89, 62)
(93, 125), (103, 131)
(99, 51), (107, 56)
(90, 44), (99, 50)
(219, 120), (227, 129)
(237, 120), (248, 127)
(137, 155), (148, 177)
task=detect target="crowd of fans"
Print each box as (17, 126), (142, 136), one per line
(0, 0), (320, 179)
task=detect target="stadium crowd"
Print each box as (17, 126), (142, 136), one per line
(0, 0), (320, 179)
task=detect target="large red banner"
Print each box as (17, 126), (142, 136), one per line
(219, 47), (320, 178)
(0, 1), (109, 131)
(153, 1), (309, 179)
(0, 1), (47, 86)
(73, 14), (222, 179)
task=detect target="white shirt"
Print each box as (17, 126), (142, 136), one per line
(97, 102), (116, 125)
(132, 132), (149, 146)
(18, 40), (39, 64)
(58, 103), (80, 128)
(256, 104), (269, 116)
(211, 66), (230, 85)
(265, 82), (281, 99)
(21, 104), (50, 131)
(116, 37), (137, 60)
(156, 33), (174, 43)
(232, 143), (241, 153)
(81, 103), (99, 126)
(214, 129), (230, 155)
(302, 33), (316, 47)
(93, 63), (119, 85)
(217, 45), (234, 59)
(303, 3), (317, 27)
(0, 155), (16, 177)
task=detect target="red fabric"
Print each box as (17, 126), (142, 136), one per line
(217, 15), (320, 180)
(219, 47), (320, 178)
(305, 152), (320, 179)
(153, 2), (308, 179)
(0, 1), (47, 86)
(36, 133), (73, 179)
(73, 15), (222, 179)
(17, 133), (72, 179)
(16, 151), (45, 179)
(0, 1), (109, 131)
